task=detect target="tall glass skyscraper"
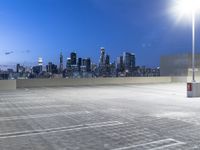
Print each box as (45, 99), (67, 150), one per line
(100, 47), (105, 66)
(123, 52), (136, 73)
(59, 52), (63, 72)
(70, 52), (77, 65)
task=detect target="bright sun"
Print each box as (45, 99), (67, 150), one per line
(176, 0), (200, 15)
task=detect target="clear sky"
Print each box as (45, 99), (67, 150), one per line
(0, 0), (200, 67)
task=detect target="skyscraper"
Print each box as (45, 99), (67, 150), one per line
(16, 64), (25, 74)
(99, 47), (111, 77)
(78, 58), (82, 72)
(105, 55), (110, 66)
(16, 64), (20, 73)
(130, 53), (136, 69)
(59, 52), (63, 73)
(85, 58), (91, 72)
(38, 57), (43, 72)
(66, 58), (71, 69)
(46, 62), (58, 74)
(70, 52), (77, 65)
(47, 62), (53, 73)
(65, 58), (72, 77)
(116, 56), (124, 72)
(105, 55), (111, 76)
(38, 57), (43, 66)
(123, 52), (136, 75)
(99, 47), (105, 66)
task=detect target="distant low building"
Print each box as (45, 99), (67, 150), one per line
(32, 66), (42, 75)
(0, 72), (9, 80)
(160, 53), (200, 76)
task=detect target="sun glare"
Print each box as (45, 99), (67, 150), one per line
(176, 0), (200, 15)
(171, 0), (200, 22)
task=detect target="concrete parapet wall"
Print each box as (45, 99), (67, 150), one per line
(0, 80), (16, 90)
(187, 76), (200, 82)
(171, 76), (188, 82)
(171, 76), (200, 82)
(16, 77), (172, 88)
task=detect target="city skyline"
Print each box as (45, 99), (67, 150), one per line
(0, 48), (136, 70)
(0, 48), (160, 80)
(1, 0), (200, 67)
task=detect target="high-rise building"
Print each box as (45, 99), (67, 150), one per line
(98, 47), (112, 77)
(105, 55), (111, 76)
(116, 56), (124, 72)
(99, 47), (107, 76)
(82, 58), (86, 66)
(130, 53), (136, 69)
(32, 66), (42, 75)
(123, 52), (130, 70)
(16, 64), (20, 73)
(46, 62), (58, 75)
(70, 52), (77, 65)
(65, 58), (72, 77)
(78, 58), (82, 71)
(59, 52), (63, 73)
(123, 52), (135, 73)
(99, 47), (105, 66)
(51, 64), (58, 74)
(66, 58), (71, 69)
(85, 58), (91, 72)
(110, 62), (116, 77)
(105, 55), (110, 66)
(81, 58), (91, 72)
(16, 64), (25, 75)
(37, 57), (43, 73)
(47, 62), (53, 73)
(38, 57), (43, 66)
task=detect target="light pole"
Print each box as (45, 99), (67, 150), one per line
(173, 0), (200, 97)
(192, 10), (195, 82)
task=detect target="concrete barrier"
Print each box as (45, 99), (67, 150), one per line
(187, 76), (200, 82)
(171, 76), (200, 82)
(171, 76), (188, 83)
(0, 80), (16, 90)
(16, 77), (172, 88)
(1, 77), (188, 90)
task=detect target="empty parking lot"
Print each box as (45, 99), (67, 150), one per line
(0, 83), (200, 149)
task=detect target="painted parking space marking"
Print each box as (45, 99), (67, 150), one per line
(112, 138), (185, 150)
(0, 99), (59, 105)
(0, 95), (44, 98)
(0, 104), (71, 111)
(0, 121), (123, 139)
(0, 111), (91, 121)
(0, 97), (47, 101)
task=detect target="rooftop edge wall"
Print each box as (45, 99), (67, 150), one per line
(16, 77), (172, 88)
(0, 80), (16, 90)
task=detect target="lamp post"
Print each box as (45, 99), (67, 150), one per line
(187, 10), (200, 97)
(192, 10), (195, 82)
(173, 0), (200, 97)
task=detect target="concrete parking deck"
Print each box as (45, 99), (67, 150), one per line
(0, 83), (200, 149)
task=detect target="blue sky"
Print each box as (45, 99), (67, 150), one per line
(0, 0), (200, 67)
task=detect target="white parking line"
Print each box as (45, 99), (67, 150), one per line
(149, 141), (185, 150)
(0, 100), (58, 105)
(0, 121), (123, 139)
(0, 94), (43, 98)
(0, 104), (71, 111)
(0, 111), (91, 121)
(112, 138), (185, 150)
(0, 96), (47, 100)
